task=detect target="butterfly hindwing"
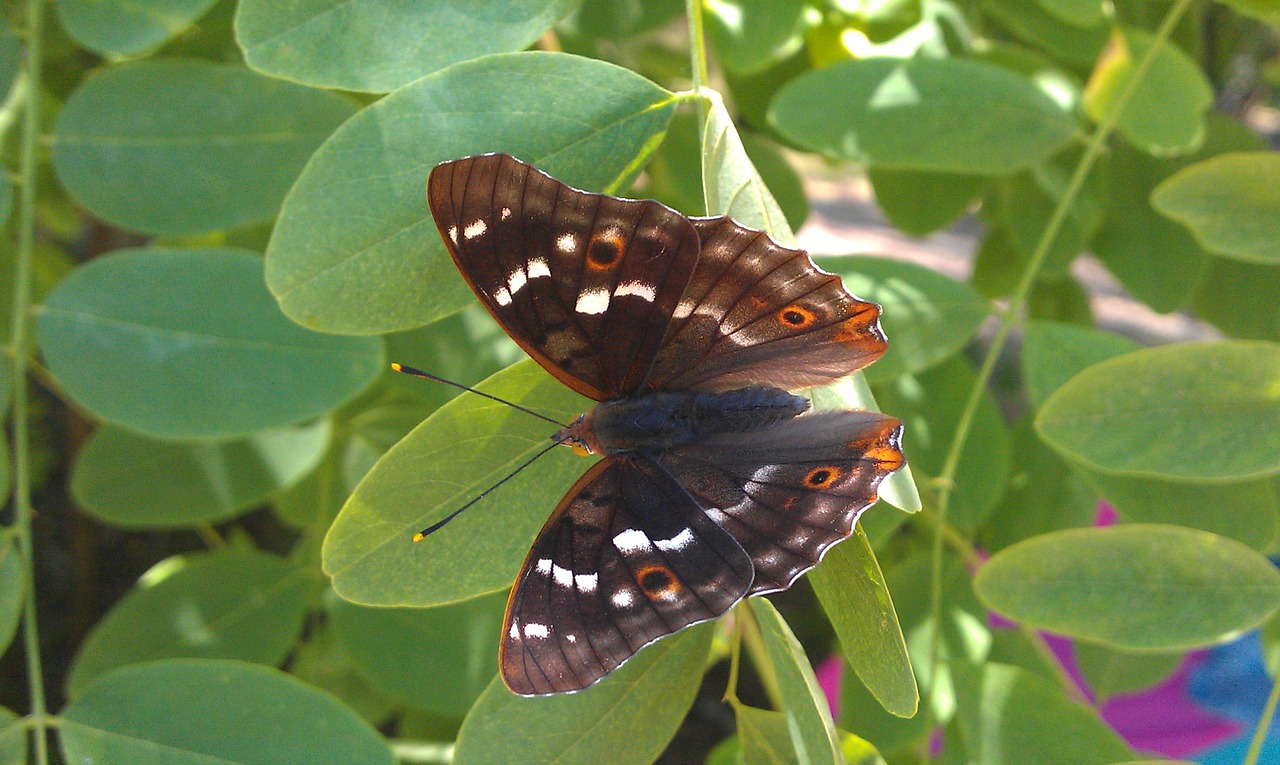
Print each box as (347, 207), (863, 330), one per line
(661, 411), (904, 594)
(501, 456), (754, 695)
(428, 154), (700, 400)
(648, 216), (886, 393)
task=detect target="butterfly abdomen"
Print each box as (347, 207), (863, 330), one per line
(579, 386), (809, 455)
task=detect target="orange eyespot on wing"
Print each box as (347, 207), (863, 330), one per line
(777, 304), (817, 329)
(587, 231), (625, 269)
(803, 465), (843, 489)
(635, 564), (683, 598)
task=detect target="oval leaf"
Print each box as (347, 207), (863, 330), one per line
(265, 51), (677, 335)
(66, 550), (311, 698)
(831, 256), (990, 384)
(323, 360), (590, 606)
(72, 420), (331, 529)
(1082, 30), (1212, 156)
(237, 0), (577, 92)
(749, 599), (843, 765)
(769, 57), (1075, 174)
(1035, 340), (1280, 481)
(975, 525), (1280, 650)
(702, 90), (794, 241)
(38, 248), (383, 440)
(50, 59), (357, 236)
(61, 659), (394, 765)
(809, 526), (918, 718)
(452, 624), (713, 765)
(55, 0), (219, 56)
(1021, 320), (1140, 408)
(1152, 152), (1280, 265)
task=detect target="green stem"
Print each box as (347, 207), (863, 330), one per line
(685, 0), (709, 129)
(1244, 673), (1280, 765)
(9, 1), (48, 764)
(923, 0), (1194, 743)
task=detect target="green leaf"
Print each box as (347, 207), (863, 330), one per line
(1193, 256), (1280, 340)
(288, 626), (399, 727)
(324, 360), (589, 606)
(265, 51), (677, 335)
(740, 132), (810, 234)
(55, 0), (219, 56)
(71, 420), (331, 529)
(874, 356), (1011, 529)
(735, 705), (802, 765)
(1215, 0), (1280, 26)
(0, 534), (24, 656)
(1021, 320), (1141, 408)
(750, 598), (843, 765)
(327, 590), (506, 718)
(1035, 341), (1280, 481)
(830, 256), (990, 384)
(38, 247), (383, 440)
(66, 550), (311, 698)
(704, 0), (811, 75)
(1033, 0), (1105, 27)
(1073, 643), (1180, 703)
(809, 526), (918, 717)
(770, 57), (1075, 174)
(341, 404), (431, 492)
(702, 90), (795, 241)
(61, 659), (394, 764)
(0, 431), (8, 506)
(975, 525), (1280, 650)
(1083, 30), (1212, 155)
(983, 0), (1109, 67)
(868, 168), (986, 237)
(1027, 274), (1092, 325)
(998, 153), (1105, 279)
(978, 416), (1098, 554)
(50, 59), (357, 236)
(953, 663), (1134, 765)
(452, 624), (713, 765)
(236, 0), (577, 93)
(1085, 471), (1279, 551)
(1151, 152), (1280, 265)
(0, 706), (24, 765)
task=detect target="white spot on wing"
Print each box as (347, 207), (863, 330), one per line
(527, 257), (550, 279)
(536, 558), (552, 575)
(566, 634), (577, 643)
(500, 207), (512, 220)
(523, 622), (549, 639)
(655, 528), (694, 552)
(447, 225), (459, 244)
(611, 590), (635, 608)
(494, 287), (512, 306)
(575, 287), (610, 315)
(557, 233), (577, 253)
(552, 563), (573, 587)
(464, 219), (487, 240)
(575, 573), (598, 593)
(509, 621), (520, 639)
(508, 266), (527, 294)
(614, 280), (657, 302)
(612, 529), (650, 554)
(672, 298), (697, 319)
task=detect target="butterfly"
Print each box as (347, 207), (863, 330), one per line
(426, 153), (904, 696)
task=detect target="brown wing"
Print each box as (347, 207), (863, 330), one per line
(501, 456), (753, 695)
(661, 410), (903, 594)
(646, 216), (886, 393)
(428, 154), (699, 401)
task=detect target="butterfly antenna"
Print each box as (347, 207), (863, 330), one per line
(413, 437), (565, 542)
(390, 363), (566, 428)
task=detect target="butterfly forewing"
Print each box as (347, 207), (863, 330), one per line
(501, 456), (754, 695)
(647, 216), (886, 393)
(429, 154), (700, 400)
(661, 411), (903, 594)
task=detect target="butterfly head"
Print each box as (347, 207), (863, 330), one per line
(555, 413), (602, 457)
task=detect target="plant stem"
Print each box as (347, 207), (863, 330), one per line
(685, 0), (710, 128)
(1244, 673), (1280, 765)
(922, 0), (1194, 743)
(9, 1), (48, 763)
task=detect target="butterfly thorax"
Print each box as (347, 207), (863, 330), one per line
(557, 385), (809, 457)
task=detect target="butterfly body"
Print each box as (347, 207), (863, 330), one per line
(560, 385), (810, 456)
(426, 153), (906, 696)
